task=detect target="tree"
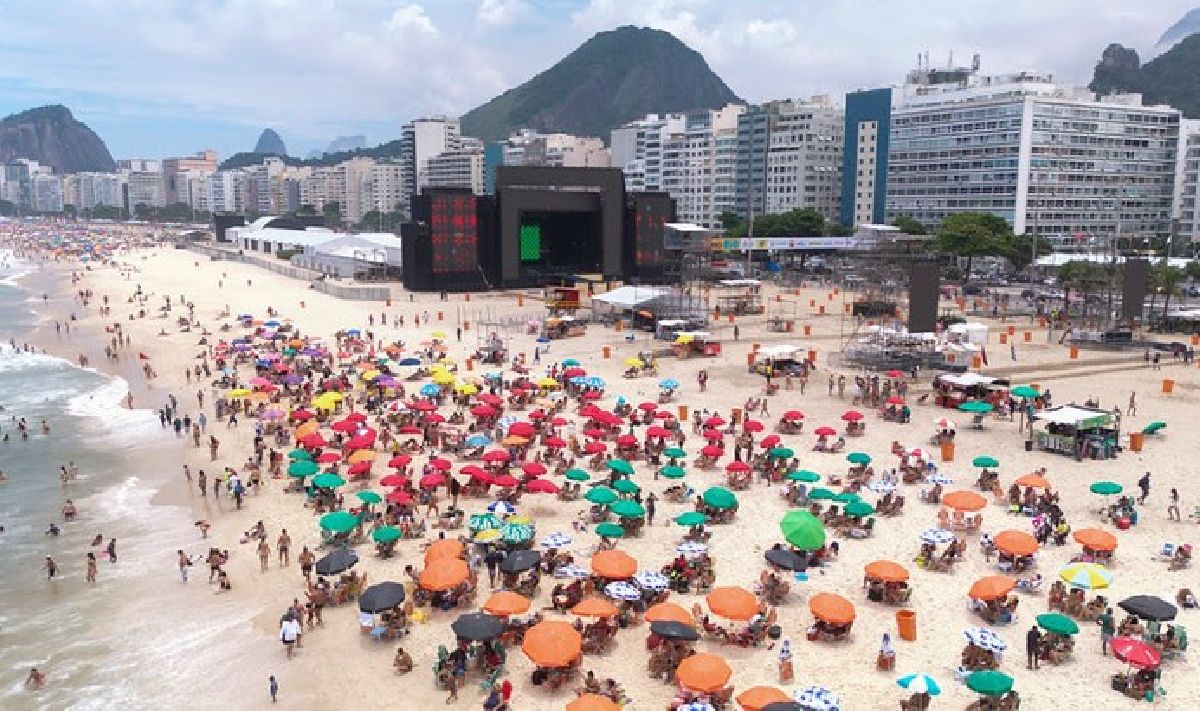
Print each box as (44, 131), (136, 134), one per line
(1056, 260), (1104, 313)
(934, 212), (1013, 278)
(891, 214), (927, 235)
(296, 204), (317, 216)
(322, 201), (343, 228)
(717, 210), (741, 230)
(1004, 233), (1053, 272)
(0, 199), (17, 216)
(355, 210), (406, 232)
(1152, 262), (1183, 317)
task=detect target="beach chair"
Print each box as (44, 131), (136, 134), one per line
(1156, 543), (1177, 561)
(479, 666), (503, 691)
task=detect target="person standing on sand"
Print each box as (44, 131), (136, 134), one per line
(298, 547), (315, 582)
(1025, 625), (1041, 670)
(198, 469), (207, 497)
(209, 435), (220, 461)
(1137, 472), (1151, 505)
(106, 538), (117, 564)
(178, 550), (190, 582)
(269, 675), (278, 703)
(258, 538), (271, 572)
(1168, 488), (1181, 522)
(277, 529), (291, 566)
(85, 552), (97, 583)
(1128, 391), (1137, 416)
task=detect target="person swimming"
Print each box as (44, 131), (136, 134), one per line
(45, 522), (60, 536)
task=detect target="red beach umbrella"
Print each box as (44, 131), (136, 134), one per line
(743, 419), (764, 433)
(379, 474), (408, 487)
(543, 436), (566, 448)
(482, 450), (510, 464)
(524, 478), (560, 494)
(387, 454), (412, 469)
(387, 490), (414, 505)
(522, 462), (548, 477)
(420, 473), (446, 488)
(316, 452), (341, 463)
(814, 426), (837, 436)
(429, 458), (452, 471)
(492, 474), (519, 488)
(700, 445), (723, 457)
(584, 441), (607, 454)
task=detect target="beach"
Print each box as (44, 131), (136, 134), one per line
(1, 228), (1197, 711)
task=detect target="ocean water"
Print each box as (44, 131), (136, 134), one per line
(0, 252), (256, 709)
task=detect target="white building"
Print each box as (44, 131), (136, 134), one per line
(1173, 119), (1200, 244)
(291, 233), (403, 277)
(501, 130), (610, 168)
(761, 98), (844, 221)
(76, 172), (122, 210)
(886, 63), (1181, 245)
(123, 171), (166, 210)
(369, 162), (405, 214)
(31, 174), (64, 213)
(423, 142), (485, 194)
(401, 116), (461, 200)
(207, 171), (244, 213)
(611, 114), (686, 192)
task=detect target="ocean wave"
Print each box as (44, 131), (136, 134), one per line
(0, 346), (73, 375)
(65, 376), (160, 439)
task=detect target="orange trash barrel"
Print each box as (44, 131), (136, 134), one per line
(940, 441), (955, 462)
(746, 352), (756, 367)
(1023, 331), (1032, 342)
(807, 350), (817, 364)
(1129, 432), (1144, 452)
(602, 346), (611, 359)
(677, 405), (689, 422)
(1162, 379), (1175, 394)
(971, 356), (982, 369)
(1069, 347), (1079, 360)
(999, 334), (1008, 344)
(731, 408), (742, 424)
(896, 609), (917, 641)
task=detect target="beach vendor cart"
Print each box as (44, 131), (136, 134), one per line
(932, 373), (1009, 410)
(1030, 404), (1120, 460)
(545, 286), (581, 313)
(673, 332), (721, 358)
(475, 336), (508, 365)
(542, 316), (586, 340)
(749, 345), (806, 376)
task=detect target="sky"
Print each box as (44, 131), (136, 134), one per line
(0, 0), (1194, 160)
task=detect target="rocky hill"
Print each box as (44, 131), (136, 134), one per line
(461, 26), (741, 142)
(0, 105), (115, 173)
(253, 128), (287, 156)
(1090, 34), (1200, 118)
(1154, 6), (1200, 56)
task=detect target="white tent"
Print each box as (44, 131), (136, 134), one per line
(592, 286), (671, 309)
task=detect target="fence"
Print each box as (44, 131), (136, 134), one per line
(183, 243), (394, 301)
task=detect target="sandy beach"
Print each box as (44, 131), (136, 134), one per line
(6, 236), (1199, 711)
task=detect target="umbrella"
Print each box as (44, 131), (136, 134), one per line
(810, 593), (855, 625)
(812, 426), (837, 436)
(606, 459), (634, 475)
(1142, 421), (1166, 434)
(371, 526), (402, 543)
(565, 468), (591, 482)
(288, 460), (319, 478)
(1072, 529), (1118, 552)
(659, 378), (679, 389)
(425, 539), (465, 563)
(958, 400), (994, 413)
(831, 492), (861, 504)
(315, 549), (359, 575)
(483, 591), (531, 617)
(1010, 385), (1039, 398)
(676, 541), (708, 555)
(994, 530), (1038, 556)
(702, 487), (737, 510)
(896, 673), (941, 696)
(612, 479), (640, 494)
(866, 480), (896, 493)
(312, 473), (345, 489)
(676, 652), (732, 693)
(591, 550), (637, 578)
(1111, 637), (1162, 669)
(452, 612), (505, 641)
(788, 470), (821, 483)
(319, 511), (359, 533)
(840, 410), (863, 422)
(419, 558), (470, 591)
(808, 488), (836, 500)
(609, 500), (645, 518)
(660, 465), (686, 479)
(972, 456), (1000, 468)
(1015, 473), (1051, 489)
(737, 687), (792, 711)
(646, 602), (695, 626)
(864, 560), (909, 583)
(522, 620), (582, 668)
(793, 686), (841, 711)
(924, 474), (954, 486)
(469, 513), (502, 532)
(634, 571), (670, 591)
(499, 550), (541, 573)
(779, 510), (826, 550)
(768, 447), (795, 459)
(707, 586), (759, 620)
(1090, 481), (1123, 496)
(1036, 613), (1080, 636)
(846, 452), (871, 465)
(969, 575), (1016, 601)
(966, 670), (1012, 697)
(663, 447), (687, 458)
(604, 580), (642, 601)
(540, 532), (572, 548)
(288, 448), (313, 461)
(584, 487), (618, 505)
(844, 501), (875, 517)
(765, 548), (807, 571)
(1058, 562), (1113, 590)
(1118, 595), (1177, 621)
(465, 434), (491, 447)
(675, 511), (708, 527)
(487, 500), (517, 515)
(500, 522), (533, 544)
(568, 695), (620, 711)
(920, 528), (955, 545)
(358, 581), (406, 613)
(594, 522), (625, 538)
(572, 596), (619, 618)
(782, 410), (805, 421)
(963, 626), (1007, 652)
(650, 620), (700, 641)
(942, 490), (986, 512)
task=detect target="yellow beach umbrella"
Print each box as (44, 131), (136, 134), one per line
(624, 357), (644, 368)
(361, 369), (381, 381)
(675, 334), (694, 344)
(228, 388), (252, 398)
(348, 449), (377, 464)
(474, 529), (501, 543)
(506, 514), (532, 525)
(456, 383), (479, 395)
(538, 377), (559, 389)
(430, 331), (448, 339)
(431, 371), (455, 385)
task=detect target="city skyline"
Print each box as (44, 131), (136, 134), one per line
(0, 0), (1194, 159)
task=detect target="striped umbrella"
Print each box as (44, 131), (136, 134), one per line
(540, 532), (573, 549)
(554, 564), (590, 579)
(605, 581), (642, 601)
(487, 501), (517, 516)
(962, 626), (1007, 652)
(676, 541), (709, 555)
(1058, 562), (1113, 590)
(633, 571), (670, 591)
(919, 528), (956, 545)
(469, 513), (502, 532)
(500, 522), (533, 544)
(794, 686), (841, 711)
(896, 673), (941, 696)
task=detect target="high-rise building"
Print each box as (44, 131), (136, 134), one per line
(734, 107), (771, 218)
(31, 174), (64, 213)
(124, 171), (166, 211)
(611, 114), (685, 193)
(369, 162), (405, 213)
(423, 140), (485, 194)
(755, 98), (844, 221)
(400, 116), (461, 201)
(207, 171), (244, 213)
(885, 62), (1180, 244)
(840, 88), (893, 227)
(162, 150), (217, 204)
(76, 172), (122, 210)
(2, 159), (50, 212)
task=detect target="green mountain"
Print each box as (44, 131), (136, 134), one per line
(253, 128), (288, 156)
(461, 25), (741, 142)
(218, 140), (403, 170)
(0, 105), (115, 173)
(1090, 34), (1200, 117)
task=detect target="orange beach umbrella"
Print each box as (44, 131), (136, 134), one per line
(706, 586), (759, 621)
(994, 530), (1039, 556)
(571, 596), (619, 618)
(424, 538), (465, 564)
(566, 695), (621, 711)
(483, 591), (530, 617)
(864, 560), (910, 583)
(590, 550), (637, 579)
(419, 557), (469, 591)
(969, 575), (1016, 601)
(1015, 473), (1051, 489)
(675, 652), (732, 693)
(810, 592), (856, 625)
(522, 620), (582, 668)
(942, 490), (987, 512)
(645, 602), (695, 626)
(736, 686), (792, 711)
(1073, 528), (1118, 552)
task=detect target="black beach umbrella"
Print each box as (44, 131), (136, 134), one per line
(314, 548), (359, 575)
(762, 703), (804, 711)
(359, 581), (406, 613)
(451, 612), (505, 641)
(1118, 595), (1177, 622)
(499, 549), (541, 573)
(649, 620), (700, 641)
(764, 548), (807, 571)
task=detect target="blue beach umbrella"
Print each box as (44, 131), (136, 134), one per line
(659, 378), (679, 390)
(399, 357), (421, 366)
(896, 673), (942, 696)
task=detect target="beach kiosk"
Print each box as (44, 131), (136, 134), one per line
(673, 331), (721, 358)
(1030, 404), (1120, 460)
(932, 373), (1009, 409)
(542, 316), (586, 340)
(750, 345), (806, 375)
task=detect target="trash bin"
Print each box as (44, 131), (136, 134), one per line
(940, 441), (955, 462)
(1024, 440), (1033, 452)
(1162, 379), (1175, 394)
(1129, 432), (1144, 452)
(896, 609), (917, 641)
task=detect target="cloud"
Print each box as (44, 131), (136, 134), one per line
(744, 19), (797, 45)
(387, 3), (437, 35)
(477, 0), (528, 26)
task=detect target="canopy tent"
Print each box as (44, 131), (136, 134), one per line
(591, 286), (671, 309)
(1031, 404), (1115, 429)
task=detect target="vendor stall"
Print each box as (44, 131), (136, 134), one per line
(1030, 404), (1120, 460)
(543, 316), (586, 339)
(750, 344), (808, 376)
(932, 373), (1009, 410)
(673, 332), (721, 358)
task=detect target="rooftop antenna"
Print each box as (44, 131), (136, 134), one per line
(948, 50), (954, 68)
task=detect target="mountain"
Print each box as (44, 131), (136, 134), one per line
(253, 128), (287, 156)
(219, 139), (403, 170)
(1154, 7), (1200, 56)
(326, 135), (366, 154)
(461, 26), (741, 142)
(0, 105), (115, 173)
(1089, 35), (1200, 118)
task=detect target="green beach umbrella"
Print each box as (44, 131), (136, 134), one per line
(320, 511), (358, 533)
(1036, 613), (1079, 636)
(288, 460), (319, 478)
(606, 459), (634, 475)
(610, 500), (645, 518)
(469, 513), (502, 532)
(595, 522), (625, 538)
(1090, 481), (1123, 496)
(660, 465), (686, 479)
(282, 347), (297, 357)
(808, 487), (836, 500)
(832, 492), (861, 504)
(612, 479), (640, 494)
(972, 456), (1000, 468)
(565, 468), (591, 482)
(1010, 385), (1039, 399)
(779, 510), (826, 550)
(585, 486), (618, 505)
(355, 490), (382, 504)
(702, 487), (737, 510)
(846, 452), (872, 465)
(966, 670), (1013, 697)
(561, 358), (581, 367)
(958, 401), (994, 414)
(786, 469), (821, 483)
(371, 526), (402, 543)
(663, 447), (687, 459)
(288, 448), (313, 460)
(845, 501), (875, 517)
(1142, 421), (1167, 434)
(500, 522), (533, 544)
(768, 447), (795, 459)
(675, 512), (708, 527)
(312, 473), (346, 489)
